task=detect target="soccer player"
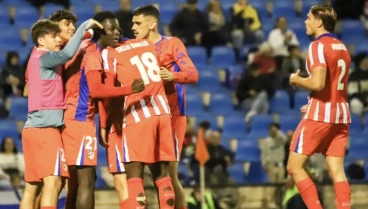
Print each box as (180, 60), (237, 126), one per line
(131, 5), (198, 209)
(288, 5), (351, 209)
(62, 11), (144, 209)
(102, 39), (176, 208)
(20, 18), (102, 209)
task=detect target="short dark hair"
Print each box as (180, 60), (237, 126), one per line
(93, 11), (117, 23)
(0, 137), (18, 154)
(49, 9), (77, 23)
(310, 4), (337, 33)
(132, 5), (160, 22)
(31, 19), (61, 47)
(269, 123), (280, 129)
(287, 45), (299, 53)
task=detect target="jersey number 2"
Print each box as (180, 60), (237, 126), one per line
(130, 52), (161, 85)
(337, 59), (346, 90)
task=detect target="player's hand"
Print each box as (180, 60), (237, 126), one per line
(159, 67), (174, 81)
(289, 69), (300, 87)
(131, 78), (145, 93)
(99, 128), (108, 148)
(85, 19), (104, 30)
(300, 104), (308, 113)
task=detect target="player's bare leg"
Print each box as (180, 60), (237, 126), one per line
(34, 187), (43, 209)
(169, 162), (186, 209)
(150, 162), (176, 208)
(20, 182), (42, 209)
(123, 162), (146, 208)
(75, 166), (96, 209)
(65, 166), (78, 209)
(326, 156), (351, 209)
(287, 152), (322, 209)
(113, 173), (128, 202)
(41, 176), (64, 208)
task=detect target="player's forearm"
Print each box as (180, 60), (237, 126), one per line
(98, 100), (109, 129)
(86, 71), (133, 98)
(173, 69), (198, 84)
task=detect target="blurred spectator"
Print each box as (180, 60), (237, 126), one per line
(0, 52), (25, 98)
(268, 17), (299, 69)
(346, 160), (366, 180)
(236, 63), (274, 122)
(202, 1), (231, 58)
(252, 42), (276, 75)
(230, 0), (264, 48)
(259, 123), (287, 208)
(187, 186), (223, 209)
(348, 52), (368, 115)
(361, 0), (368, 35)
(283, 131), (294, 177)
(115, 0), (134, 39)
(170, 0), (209, 46)
(0, 137), (24, 178)
(281, 45), (306, 79)
(0, 137), (24, 189)
(190, 129), (235, 186)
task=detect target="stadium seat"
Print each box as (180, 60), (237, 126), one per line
(246, 161), (268, 183)
(43, 3), (65, 18)
(192, 112), (217, 129)
(350, 113), (363, 134)
(210, 92), (234, 115)
(250, 114), (273, 133)
(349, 144), (368, 160)
(2, 0), (24, 6)
(211, 46), (236, 68)
(0, 119), (19, 140)
(279, 115), (300, 132)
(187, 46), (207, 67)
(355, 43), (368, 55)
(341, 19), (365, 36)
(197, 72), (221, 91)
(159, 2), (178, 25)
(273, 6), (297, 19)
(269, 90), (291, 114)
(236, 146), (260, 162)
(223, 116), (247, 136)
(8, 97), (28, 121)
(186, 93), (204, 115)
(294, 90), (309, 109)
(228, 163), (246, 183)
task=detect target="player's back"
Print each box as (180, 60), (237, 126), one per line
(305, 34), (351, 124)
(103, 39), (170, 126)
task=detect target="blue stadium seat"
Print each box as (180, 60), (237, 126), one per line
(350, 113), (363, 134)
(294, 90), (309, 109)
(228, 163), (246, 183)
(273, 6), (297, 19)
(197, 71), (221, 91)
(15, 5), (38, 25)
(44, 3), (65, 18)
(223, 116), (247, 136)
(186, 93), (204, 115)
(250, 114), (273, 133)
(349, 137), (366, 146)
(246, 161), (268, 183)
(355, 43), (368, 55)
(192, 112), (217, 129)
(211, 46), (236, 68)
(210, 92), (234, 115)
(159, 2), (178, 25)
(279, 115), (300, 132)
(2, 0), (24, 6)
(341, 19), (365, 36)
(270, 90), (291, 114)
(187, 46), (207, 66)
(236, 145), (260, 162)
(178, 163), (189, 180)
(95, 167), (107, 189)
(349, 144), (368, 160)
(73, 5), (95, 19)
(0, 119), (19, 140)
(9, 97), (28, 121)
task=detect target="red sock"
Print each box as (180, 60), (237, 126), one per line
(296, 178), (323, 209)
(334, 181), (351, 209)
(127, 178), (146, 208)
(155, 177), (175, 208)
(41, 207), (56, 209)
(119, 198), (129, 209)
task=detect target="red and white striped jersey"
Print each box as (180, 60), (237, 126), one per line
(102, 39), (170, 127)
(303, 34), (351, 124)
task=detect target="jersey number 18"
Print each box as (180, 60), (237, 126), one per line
(130, 52), (161, 85)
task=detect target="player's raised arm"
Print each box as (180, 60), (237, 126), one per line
(41, 19), (102, 68)
(290, 42), (327, 91)
(86, 48), (145, 99)
(160, 37), (198, 84)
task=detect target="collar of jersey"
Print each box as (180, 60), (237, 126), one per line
(155, 35), (165, 45)
(91, 39), (103, 51)
(316, 33), (334, 40)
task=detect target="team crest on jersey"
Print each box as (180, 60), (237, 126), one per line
(88, 150), (95, 160)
